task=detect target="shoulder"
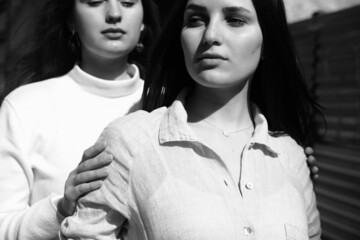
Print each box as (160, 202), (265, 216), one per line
(95, 108), (167, 176)
(4, 74), (71, 107)
(270, 134), (306, 172)
(271, 134), (304, 154)
(0, 74), (72, 132)
(100, 108), (167, 149)
(108, 107), (166, 131)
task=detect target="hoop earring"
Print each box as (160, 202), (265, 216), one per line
(135, 42), (144, 52)
(135, 26), (146, 53)
(68, 29), (81, 52)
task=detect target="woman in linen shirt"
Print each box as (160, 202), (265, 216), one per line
(61, 0), (322, 239)
(0, 0), (160, 239)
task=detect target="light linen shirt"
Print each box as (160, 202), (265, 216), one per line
(61, 93), (321, 240)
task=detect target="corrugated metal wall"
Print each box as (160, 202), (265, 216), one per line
(290, 6), (360, 240)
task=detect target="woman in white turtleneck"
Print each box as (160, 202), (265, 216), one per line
(0, 0), (160, 239)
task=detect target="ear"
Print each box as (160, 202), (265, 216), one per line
(140, 23), (145, 32)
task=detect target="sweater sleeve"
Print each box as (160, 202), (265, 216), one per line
(60, 124), (131, 240)
(0, 99), (65, 240)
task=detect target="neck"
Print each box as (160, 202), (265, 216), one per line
(80, 51), (130, 81)
(186, 81), (252, 132)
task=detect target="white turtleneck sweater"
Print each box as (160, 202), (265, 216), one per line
(0, 64), (144, 240)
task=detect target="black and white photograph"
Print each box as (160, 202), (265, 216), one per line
(0, 0), (359, 239)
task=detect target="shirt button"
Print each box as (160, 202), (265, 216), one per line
(244, 227), (252, 235)
(245, 182), (254, 190)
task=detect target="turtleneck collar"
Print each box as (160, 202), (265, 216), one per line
(69, 64), (143, 98)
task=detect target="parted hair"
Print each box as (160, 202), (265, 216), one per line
(4, 0), (160, 101)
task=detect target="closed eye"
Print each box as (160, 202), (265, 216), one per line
(87, 0), (105, 7)
(121, 1), (135, 7)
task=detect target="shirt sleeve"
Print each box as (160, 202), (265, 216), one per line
(284, 137), (322, 240)
(300, 154), (322, 240)
(60, 124), (132, 240)
(0, 99), (65, 240)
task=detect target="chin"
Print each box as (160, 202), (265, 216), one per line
(101, 48), (133, 59)
(195, 72), (228, 85)
(104, 40), (135, 51)
(193, 74), (249, 90)
(193, 78), (231, 89)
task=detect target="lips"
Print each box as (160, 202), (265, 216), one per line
(197, 52), (227, 67)
(101, 28), (126, 39)
(197, 52), (226, 61)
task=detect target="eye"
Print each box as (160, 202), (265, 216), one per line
(186, 15), (207, 28)
(87, 0), (104, 7)
(120, 1), (135, 7)
(226, 17), (247, 27)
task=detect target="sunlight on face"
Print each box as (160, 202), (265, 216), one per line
(73, 0), (144, 60)
(181, 0), (263, 90)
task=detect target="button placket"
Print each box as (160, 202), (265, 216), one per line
(240, 145), (256, 195)
(244, 226), (252, 235)
(245, 182), (254, 190)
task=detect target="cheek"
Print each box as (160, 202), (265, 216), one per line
(181, 30), (202, 78)
(181, 32), (193, 68)
(252, 34), (263, 58)
(74, 12), (96, 42)
(250, 30), (263, 57)
(127, 5), (144, 39)
(181, 31), (199, 60)
(233, 31), (263, 66)
(132, 20), (143, 40)
(131, 10), (144, 33)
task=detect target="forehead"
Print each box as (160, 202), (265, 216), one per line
(185, 0), (256, 12)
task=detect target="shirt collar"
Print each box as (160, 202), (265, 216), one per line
(159, 90), (198, 143)
(249, 105), (279, 158)
(159, 90), (279, 157)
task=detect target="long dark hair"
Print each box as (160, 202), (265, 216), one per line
(142, 0), (323, 146)
(4, 0), (160, 101)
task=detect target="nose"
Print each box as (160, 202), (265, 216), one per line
(202, 18), (222, 46)
(106, 0), (122, 24)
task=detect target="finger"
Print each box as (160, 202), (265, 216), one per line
(81, 141), (107, 163)
(75, 180), (104, 197)
(307, 156), (316, 164)
(312, 166), (319, 174)
(305, 147), (314, 155)
(73, 167), (109, 185)
(77, 153), (113, 173)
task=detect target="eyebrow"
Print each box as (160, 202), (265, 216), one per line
(185, 4), (252, 15)
(223, 6), (252, 15)
(184, 4), (207, 12)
